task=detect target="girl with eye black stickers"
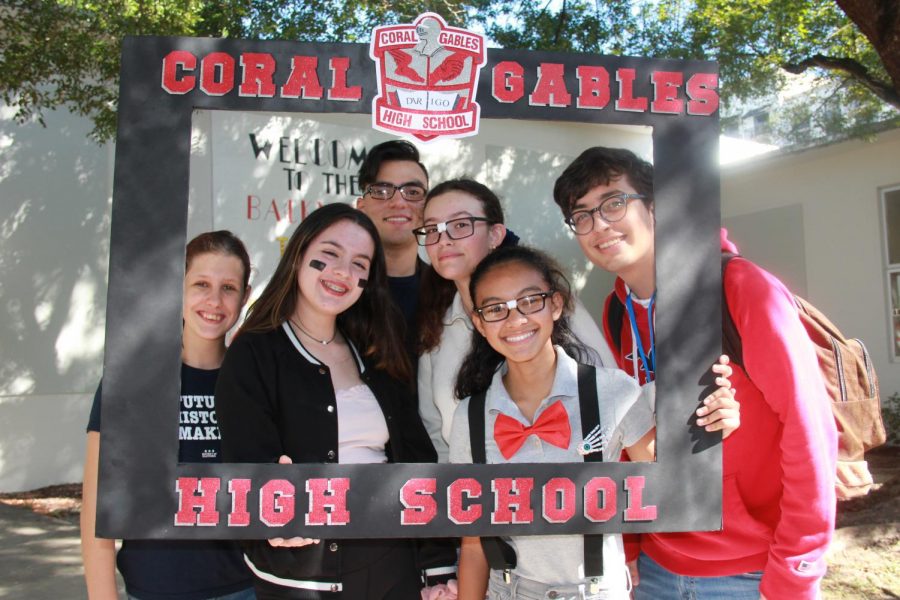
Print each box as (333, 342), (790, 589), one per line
(215, 203), (441, 599)
(448, 246), (738, 600)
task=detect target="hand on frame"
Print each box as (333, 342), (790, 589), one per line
(267, 454), (321, 548)
(697, 355), (740, 439)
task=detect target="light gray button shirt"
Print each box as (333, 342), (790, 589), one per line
(421, 293), (617, 463)
(449, 346), (654, 592)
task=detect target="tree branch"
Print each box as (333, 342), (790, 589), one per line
(782, 54), (900, 109)
(553, 0), (568, 48)
(835, 0), (900, 92)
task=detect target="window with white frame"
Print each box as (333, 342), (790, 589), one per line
(883, 185), (900, 361)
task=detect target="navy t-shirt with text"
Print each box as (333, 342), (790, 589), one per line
(88, 364), (253, 600)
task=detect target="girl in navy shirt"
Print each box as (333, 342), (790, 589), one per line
(81, 231), (255, 600)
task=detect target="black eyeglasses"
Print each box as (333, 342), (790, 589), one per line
(475, 291), (554, 322)
(364, 182), (427, 202)
(412, 217), (492, 246)
(565, 193), (646, 235)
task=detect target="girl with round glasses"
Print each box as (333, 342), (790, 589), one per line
(414, 179), (620, 463)
(448, 246), (738, 600)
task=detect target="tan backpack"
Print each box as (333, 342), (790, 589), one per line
(721, 255), (887, 500)
(605, 253), (887, 500)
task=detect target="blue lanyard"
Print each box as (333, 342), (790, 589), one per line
(625, 292), (655, 376)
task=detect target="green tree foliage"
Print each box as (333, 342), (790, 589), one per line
(1, 1), (897, 143)
(681, 0), (899, 141)
(466, 0), (899, 144)
(0, 0), (247, 141)
(0, 0), (466, 140)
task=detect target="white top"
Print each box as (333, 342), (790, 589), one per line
(336, 384), (388, 464)
(448, 346), (654, 594)
(418, 291), (616, 462)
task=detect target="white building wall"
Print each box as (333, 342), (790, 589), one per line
(8, 100), (894, 491)
(0, 104), (648, 491)
(0, 106), (112, 491)
(721, 128), (900, 397)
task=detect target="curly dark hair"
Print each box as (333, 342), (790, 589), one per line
(239, 203), (410, 382)
(454, 245), (592, 400)
(553, 146), (654, 218)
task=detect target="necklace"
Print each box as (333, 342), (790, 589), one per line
(289, 317), (336, 346)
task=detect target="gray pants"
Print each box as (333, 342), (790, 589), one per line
(487, 569), (631, 600)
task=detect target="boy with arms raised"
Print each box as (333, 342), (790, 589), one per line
(553, 147), (836, 600)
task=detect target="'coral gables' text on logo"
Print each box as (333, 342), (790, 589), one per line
(158, 51), (719, 120)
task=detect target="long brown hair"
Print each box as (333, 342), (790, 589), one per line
(417, 178), (505, 354)
(240, 203), (410, 381)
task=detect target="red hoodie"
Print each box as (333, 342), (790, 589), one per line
(604, 229), (837, 600)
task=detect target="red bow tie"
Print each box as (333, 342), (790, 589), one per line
(493, 400), (571, 460)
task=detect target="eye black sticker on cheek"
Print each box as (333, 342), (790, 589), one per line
(357, 278), (368, 288)
(308, 259), (326, 271)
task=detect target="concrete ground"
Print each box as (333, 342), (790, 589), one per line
(0, 502), (124, 599)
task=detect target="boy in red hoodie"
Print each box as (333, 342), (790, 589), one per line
(553, 147), (837, 600)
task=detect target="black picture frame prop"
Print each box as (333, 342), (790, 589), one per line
(98, 25), (722, 539)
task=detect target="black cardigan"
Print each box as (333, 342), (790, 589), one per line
(217, 322), (435, 465)
(215, 322), (440, 587)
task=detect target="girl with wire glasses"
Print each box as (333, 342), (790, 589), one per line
(449, 246), (738, 600)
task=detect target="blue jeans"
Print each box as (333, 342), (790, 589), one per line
(129, 588), (256, 600)
(633, 553), (762, 600)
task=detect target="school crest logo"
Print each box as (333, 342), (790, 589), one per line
(370, 13), (486, 142)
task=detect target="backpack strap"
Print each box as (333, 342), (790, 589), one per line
(468, 390), (517, 573)
(605, 294), (626, 354)
(720, 253), (744, 368)
(577, 363), (604, 581)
